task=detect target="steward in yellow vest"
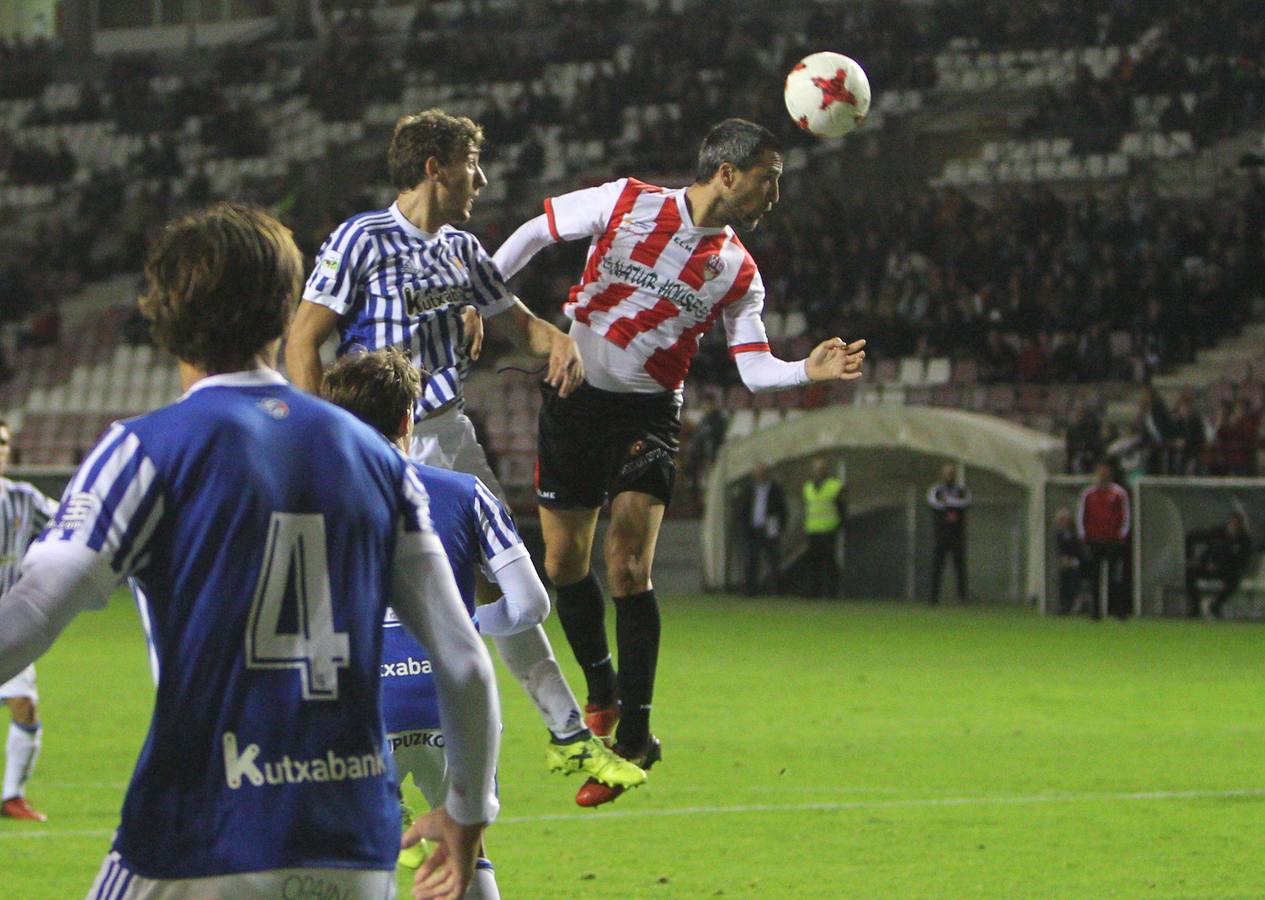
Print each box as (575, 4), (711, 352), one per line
(800, 458), (846, 597)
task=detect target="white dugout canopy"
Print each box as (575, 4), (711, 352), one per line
(702, 405), (1064, 601)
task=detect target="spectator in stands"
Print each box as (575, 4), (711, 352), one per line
(1229, 398), (1262, 476)
(1185, 512), (1254, 619)
(1053, 507), (1087, 615)
(738, 462), (786, 596)
(927, 462), (971, 605)
(1066, 404), (1103, 474)
(979, 329), (1017, 383)
(1137, 385), (1174, 474)
(799, 457), (846, 599)
(1076, 461), (1131, 619)
(1168, 394), (1206, 475)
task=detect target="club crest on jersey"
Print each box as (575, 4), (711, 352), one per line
(258, 398), (289, 420)
(702, 255), (726, 281)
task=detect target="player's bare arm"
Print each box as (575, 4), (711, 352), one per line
(402, 807), (485, 900)
(460, 305), (483, 361)
(285, 300), (339, 393)
(488, 299), (584, 397)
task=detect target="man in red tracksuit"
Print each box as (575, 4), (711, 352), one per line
(1077, 461), (1132, 618)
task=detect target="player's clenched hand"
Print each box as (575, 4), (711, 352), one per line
(403, 805), (485, 900)
(804, 337), (867, 382)
(460, 306), (484, 361)
(547, 333), (585, 398)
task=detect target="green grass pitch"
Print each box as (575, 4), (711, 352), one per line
(2, 591), (1262, 898)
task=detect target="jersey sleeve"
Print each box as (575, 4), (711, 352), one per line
(302, 219), (369, 315)
(471, 478), (528, 575)
(27, 487), (59, 535)
(543, 178), (628, 242)
(31, 423), (166, 583)
(721, 264), (771, 358)
(459, 233), (517, 318)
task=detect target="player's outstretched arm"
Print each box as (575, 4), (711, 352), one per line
(489, 299), (584, 397)
(285, 301), (340, 393)
(732, 338), (867, 392)
(0, 545), (115, 684)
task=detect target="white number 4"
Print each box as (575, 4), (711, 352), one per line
(246, 513), (350, 701)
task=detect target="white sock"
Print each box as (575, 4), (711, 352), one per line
(463, 862), (500, 899)
(491, 625), (584, 739)
(4, 721), (41, 800)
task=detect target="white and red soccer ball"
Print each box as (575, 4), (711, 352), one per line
(784, 52), (871, 138)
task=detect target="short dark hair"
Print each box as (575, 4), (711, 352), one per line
(695, 118), (782, 183)
(139, 203), (301, 373)
(388, 108), (484, 191)
(320, 348), (421, 441)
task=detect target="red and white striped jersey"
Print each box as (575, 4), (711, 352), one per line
(543, 177), (770, 393)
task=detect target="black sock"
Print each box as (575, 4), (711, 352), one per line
(554, 571), (617, 706)
(613, 589), (660, 752)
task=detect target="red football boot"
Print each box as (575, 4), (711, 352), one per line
(1, 797), (48, 822)
(575, 736), (661, 808)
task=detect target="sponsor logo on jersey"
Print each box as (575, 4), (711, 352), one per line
(381, 655), (432, 678)
(599, 256), (710, 318)
(387, 730), (445, 751)
(403, 283), (470, 317)
(319, 251), (342, 275)
(258, 398), (289, 420)
(223, 732), (386, 789)
(55, 492), (100, 533)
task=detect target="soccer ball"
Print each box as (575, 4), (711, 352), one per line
(784, 52), (871, 138)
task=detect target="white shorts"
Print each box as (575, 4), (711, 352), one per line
(0, 665), (36, 702)
(388, 729), (449, 809)
(410, 408), (507, 503)
(87, 851), (395, 899)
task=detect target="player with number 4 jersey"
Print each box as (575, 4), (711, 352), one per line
(0, 205), (498, 900)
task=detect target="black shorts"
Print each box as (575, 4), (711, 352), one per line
(536, 382), (681, 509)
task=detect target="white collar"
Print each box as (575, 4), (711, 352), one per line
(181, 367), (287, 399)
(389, 202), (435, 241)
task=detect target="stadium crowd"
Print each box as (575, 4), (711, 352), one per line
(0, 0), (1263, 475)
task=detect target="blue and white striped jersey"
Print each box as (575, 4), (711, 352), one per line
(381, 463), (525, 734)
(0, 478), (57, 594)
(33, 369), (434, 880)
(303, 202), (516, 417)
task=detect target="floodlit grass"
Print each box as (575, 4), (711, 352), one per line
(3, 592), (1262, 898)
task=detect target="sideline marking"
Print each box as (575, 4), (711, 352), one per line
(2, 788), (1261, 840)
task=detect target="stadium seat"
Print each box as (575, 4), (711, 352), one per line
(726, 409), (755, 439)
(924, 358), (951, 385)
(898, 357), (925, 385)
